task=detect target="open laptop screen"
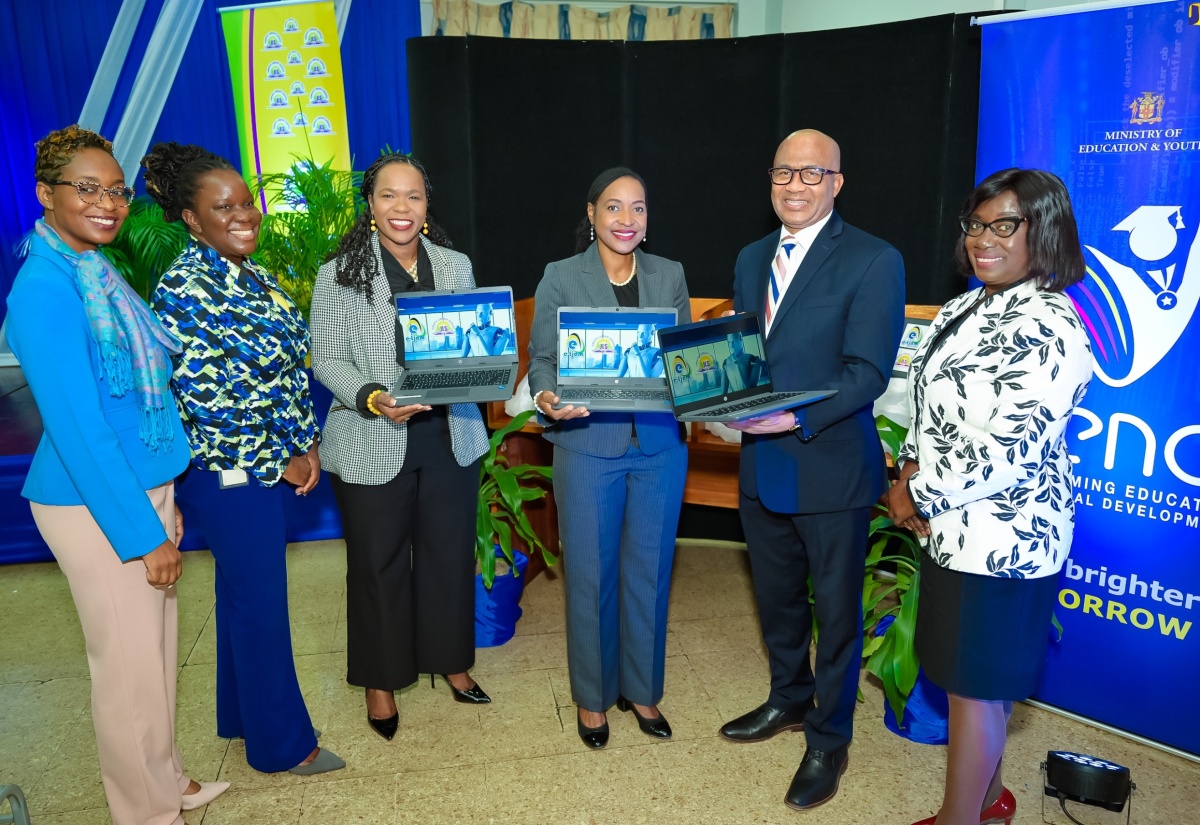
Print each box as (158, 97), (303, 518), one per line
(660, 314), (772, 405)
(558, 309), (677, 378)
(395, 288), (517, 361)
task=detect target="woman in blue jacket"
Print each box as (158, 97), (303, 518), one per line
(5, 125), (227, 825)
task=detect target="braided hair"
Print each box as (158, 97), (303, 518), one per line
(141, 142), (236, 223)
(332, 153), (453, 300)
(574, 166), (647, 253)
(34, 125), (114, 184)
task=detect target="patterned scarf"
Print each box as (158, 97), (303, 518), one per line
(34, 219), (181, 452)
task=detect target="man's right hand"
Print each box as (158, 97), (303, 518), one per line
(142, 539), (182, 587)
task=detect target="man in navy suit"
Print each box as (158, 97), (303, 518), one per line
(721, 129), (905, 810)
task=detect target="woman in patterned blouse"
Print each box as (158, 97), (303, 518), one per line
(145, 143), (344, 776)
(888, 169), (1093, 825)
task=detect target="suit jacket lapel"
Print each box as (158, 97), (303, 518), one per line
(423, 236), (458, 290)
(368, 232), (399, 361)
(633, 248), (662, 309)
(769, 212), (843, 333)
(580, 243), (618, 306)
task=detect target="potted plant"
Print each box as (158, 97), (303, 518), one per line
(860, 415), (935, 737)
(475, 410), (555, 646)
(251, 157), (363, 319)
(101, 198), (190, 300)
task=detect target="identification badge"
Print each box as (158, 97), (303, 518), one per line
(218, 469), (249, 489)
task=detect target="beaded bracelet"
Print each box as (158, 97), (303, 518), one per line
(366, 389), (385, 416)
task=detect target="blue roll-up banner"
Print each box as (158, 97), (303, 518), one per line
(976, 1), (1200, 757)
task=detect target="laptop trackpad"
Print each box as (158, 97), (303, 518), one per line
(426, 389), (461, 399)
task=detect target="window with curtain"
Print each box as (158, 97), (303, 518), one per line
(432, 0), (734, 40)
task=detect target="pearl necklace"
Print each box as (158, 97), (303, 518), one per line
(609, 256), (637, 287)
(403, 257), (419, 281)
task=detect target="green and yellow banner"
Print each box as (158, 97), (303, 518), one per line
(219, 0), (352, 211)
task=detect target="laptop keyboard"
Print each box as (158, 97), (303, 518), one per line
(398, 368), (511, 390)
(559, 388), (669, 401)
(702, 392), (811, 417)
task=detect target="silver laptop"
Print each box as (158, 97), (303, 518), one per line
(553, 306), (677, 412)
(392, 286), (518, 404)
(657, 312), (835, 422)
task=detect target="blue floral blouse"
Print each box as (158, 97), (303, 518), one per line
(153, 241), (318, 486)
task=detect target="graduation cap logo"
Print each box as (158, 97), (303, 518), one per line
(1072, 205), (1200, 387)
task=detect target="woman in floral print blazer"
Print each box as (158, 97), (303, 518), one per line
(889, 169), (1093, 825)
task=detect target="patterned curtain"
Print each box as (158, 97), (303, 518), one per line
(432, 0), (733, 40)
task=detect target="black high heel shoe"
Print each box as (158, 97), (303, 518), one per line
(367, 712), (398, 740)
(433, 673), (491, 704)
(576, 709), (609, 749)
(616, 696), (672, 739)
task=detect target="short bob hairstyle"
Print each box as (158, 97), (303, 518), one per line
(955, 168), (1085, 293)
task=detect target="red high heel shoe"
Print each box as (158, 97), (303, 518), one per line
(910, 787), (1016, 825)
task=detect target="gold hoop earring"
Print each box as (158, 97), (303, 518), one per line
(369, 216), (377, 232)
(422, 220), (429, 236)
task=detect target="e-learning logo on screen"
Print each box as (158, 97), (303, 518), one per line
(671, 355), (690, 377)
(1071, 203), (1200, 387)
(406, 318), (425, 341)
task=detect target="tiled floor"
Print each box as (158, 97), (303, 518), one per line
(2, 539), (1196, 824)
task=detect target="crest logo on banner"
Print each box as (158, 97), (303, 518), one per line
(1128, 91), (1165, 124)
(1074, 205), (1200, 387)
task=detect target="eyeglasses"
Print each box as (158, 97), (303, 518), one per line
(768, 166), (840, 186)
(42, 180), (135, 207)
(959, 216), (1027, 238)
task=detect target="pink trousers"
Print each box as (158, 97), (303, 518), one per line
(31, 483), (190, 825)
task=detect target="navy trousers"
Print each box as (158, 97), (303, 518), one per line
(176, 467), (316, 773)
(554, 439), (687, 712)
(739, 495), (870, 753)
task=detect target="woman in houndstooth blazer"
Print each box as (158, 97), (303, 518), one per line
(310, 154), (491, 742)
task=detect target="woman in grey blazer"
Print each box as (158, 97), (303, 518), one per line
(528, 168), (691, 749)
(310, 154), (491, 742)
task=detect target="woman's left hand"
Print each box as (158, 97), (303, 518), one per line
(887, 462), (918, 520)
(296, 448), (321, 496)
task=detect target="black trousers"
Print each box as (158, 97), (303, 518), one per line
(739, 492), (870, 753)
(330, 410), (482, 690)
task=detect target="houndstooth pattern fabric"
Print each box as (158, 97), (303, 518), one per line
(310, 232), (489, 485)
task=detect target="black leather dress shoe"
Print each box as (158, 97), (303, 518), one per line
(784, 747), (848, 810)
(719, 702), (809, 742)
(577, 710), (609, 749)
(616, 696), (672, 739)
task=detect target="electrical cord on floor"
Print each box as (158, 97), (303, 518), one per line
(1059, 795), (1088, 825)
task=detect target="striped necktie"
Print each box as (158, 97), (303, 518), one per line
(764, 236), (798, 335)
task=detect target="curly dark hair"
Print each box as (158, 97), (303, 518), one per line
(140, 142), (236, 223)
(574, 166), (647, 254)
(34, 125), (114, 183)
(332, 153), (452, 300)
(955, 168), (1085, 293)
